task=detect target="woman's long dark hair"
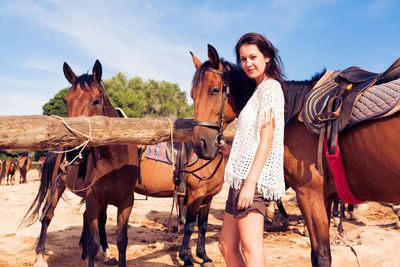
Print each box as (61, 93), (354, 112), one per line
(235, 32), (285, 87)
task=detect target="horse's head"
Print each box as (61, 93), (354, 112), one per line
(63, 60), (117, 163)
(190, 45), (255, 159)
(63, 60), (117, 117)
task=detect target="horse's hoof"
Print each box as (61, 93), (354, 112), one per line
(332, 217), (339, 227)
(302, 227), (309, 237)
(202, 261), (215, 267)
(348, 212), (356, 221)
(104, 257), (118, 265)
(34, 259), (48, 267)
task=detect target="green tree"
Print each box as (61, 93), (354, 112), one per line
(42, 73), (194, 118)
(104, 73), (193, 118)
(42, 88), (68, 116)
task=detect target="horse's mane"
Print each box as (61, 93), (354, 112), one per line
(283, 69), (326, 124)
(225, 61), (257, 112)
(191, 59), (256, 114)
(191, 58), (326, 123)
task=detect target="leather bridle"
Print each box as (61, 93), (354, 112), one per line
(192, 61), (230, 144)
(188, 61), (230, 181)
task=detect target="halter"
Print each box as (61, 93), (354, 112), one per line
(192, 61), (230, 144)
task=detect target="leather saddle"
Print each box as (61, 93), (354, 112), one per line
(301, 56), (400, 174)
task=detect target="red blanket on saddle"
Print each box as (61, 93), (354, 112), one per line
(324, 136), (364, 204)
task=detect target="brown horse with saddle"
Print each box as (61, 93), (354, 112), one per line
(190, 44), (400, 267)
(136, 142), (226, 267)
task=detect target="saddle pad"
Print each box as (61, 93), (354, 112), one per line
(145, 142), (199, 166)
(349, 76), (400, 126)
(145, 143), (171, 165)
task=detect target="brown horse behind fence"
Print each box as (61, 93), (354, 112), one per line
(18, 156), (31, 184)
(190, 45), (400, 267)
(21, 60), (140, 267)
(0, 159), (16, 185)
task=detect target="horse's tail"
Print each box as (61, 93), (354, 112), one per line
(0, 161), (6, 183)
(19, 153), (58, 227)
(10, 162), (16, 177)
(20, 158), (28, 179)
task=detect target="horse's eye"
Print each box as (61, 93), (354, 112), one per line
(92, 99), (100, 106)
(211, 88), (220, 95)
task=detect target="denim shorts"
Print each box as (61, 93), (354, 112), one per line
(225, 182), (271, 218)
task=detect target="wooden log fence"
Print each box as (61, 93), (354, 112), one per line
(0, 115), (236, 151)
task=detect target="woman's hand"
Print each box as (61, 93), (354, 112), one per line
(237, 181), (256, 210)
(219, 140), (232, 155)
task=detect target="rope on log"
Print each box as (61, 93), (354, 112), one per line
(0, 115), (236, 150)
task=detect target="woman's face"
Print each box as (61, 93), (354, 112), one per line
(239, 44), (269, 83)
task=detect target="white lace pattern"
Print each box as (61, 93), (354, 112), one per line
(224, 79), (285, 200)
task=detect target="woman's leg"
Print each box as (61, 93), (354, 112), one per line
(237, 210), (266, 267)
(219, 212), (245, 267)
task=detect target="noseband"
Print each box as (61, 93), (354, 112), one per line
(192, 62), (230, 143)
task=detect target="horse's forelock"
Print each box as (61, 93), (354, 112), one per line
(71, 74), (104, 93)
(191, 61), (212, 97)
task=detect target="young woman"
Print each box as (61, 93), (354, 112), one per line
(218, 32), (285, 266)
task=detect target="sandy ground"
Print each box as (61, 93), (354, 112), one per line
(0, 169), (399, 267)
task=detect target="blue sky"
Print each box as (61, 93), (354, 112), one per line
(1, 0), (399, 115)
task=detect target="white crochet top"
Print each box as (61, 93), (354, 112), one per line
(224, 79), (285, 200)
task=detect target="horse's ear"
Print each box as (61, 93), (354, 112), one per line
(190, 52), (202, 69)
(93, 60), (102, 84)
(63, 62), (76, 84)
(207, 44), (220, 69)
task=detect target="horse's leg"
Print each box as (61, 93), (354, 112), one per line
(332, 200), (339, 227)
(196, 198), (214, 267)
(83, 191), (104, 267)
(296, 190), (332, 267)
(392, 204), (400, 229)
(116, 195), (133, 267)
(79, 211), (89, 260)
(179, 196), (203, 267)
(35, 184), (66, 267)
(347, 204), (356, 220)
(98, 207), (118, 265)
(332, 200), (339, 217)
(276, 199), (289, 228)
(178, 195), (187, 226)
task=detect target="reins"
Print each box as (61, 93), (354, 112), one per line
(182, 152), (223, 182)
